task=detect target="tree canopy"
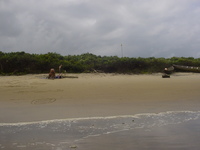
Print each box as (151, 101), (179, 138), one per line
(0, 51), (200, 75)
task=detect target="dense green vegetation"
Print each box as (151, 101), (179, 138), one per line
(0, 51), (200, 75)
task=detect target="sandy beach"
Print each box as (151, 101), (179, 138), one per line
(0, 73), (200, 123)
(1, 73), (200, 149)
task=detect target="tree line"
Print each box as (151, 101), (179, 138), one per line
(0, 51), (200, 75)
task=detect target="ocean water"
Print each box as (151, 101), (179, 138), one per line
(0, 111), (200, 150)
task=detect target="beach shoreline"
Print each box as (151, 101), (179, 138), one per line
(1, 73), (200, 123)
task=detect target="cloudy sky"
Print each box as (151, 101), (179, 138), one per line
(1, 0), (200, 58)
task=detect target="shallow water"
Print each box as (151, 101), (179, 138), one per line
(0, 111), (200, 150)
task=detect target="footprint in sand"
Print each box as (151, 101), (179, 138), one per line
(31, 98), (56, 105)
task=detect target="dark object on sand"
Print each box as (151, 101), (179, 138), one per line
(47, 75), (78, 79)
(54, 75), (78, 79)
(162, 74), (170, 78)
(162, 66), (173, 78)
(61, 76), (78, 79)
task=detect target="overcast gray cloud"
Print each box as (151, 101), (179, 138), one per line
(1, 0), (200, 57)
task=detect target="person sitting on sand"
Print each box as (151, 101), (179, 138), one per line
(48, 68), (56, 79)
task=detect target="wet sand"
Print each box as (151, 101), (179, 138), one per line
(0, 73), (200, 123)
(1, 111), (200, 149)
(75, 116), (200, 150)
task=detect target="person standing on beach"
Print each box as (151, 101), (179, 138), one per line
(59, 64), (62, 75)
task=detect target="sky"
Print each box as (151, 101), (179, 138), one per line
(1, 0), (200, 58)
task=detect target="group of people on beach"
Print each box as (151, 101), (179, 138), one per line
(48, 65), (62, 79)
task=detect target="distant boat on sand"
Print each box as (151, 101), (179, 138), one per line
(172, 65), (200, 73)
(162, 64), (200, 78)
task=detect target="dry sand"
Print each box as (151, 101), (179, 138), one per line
(0, 73), (200, 123)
